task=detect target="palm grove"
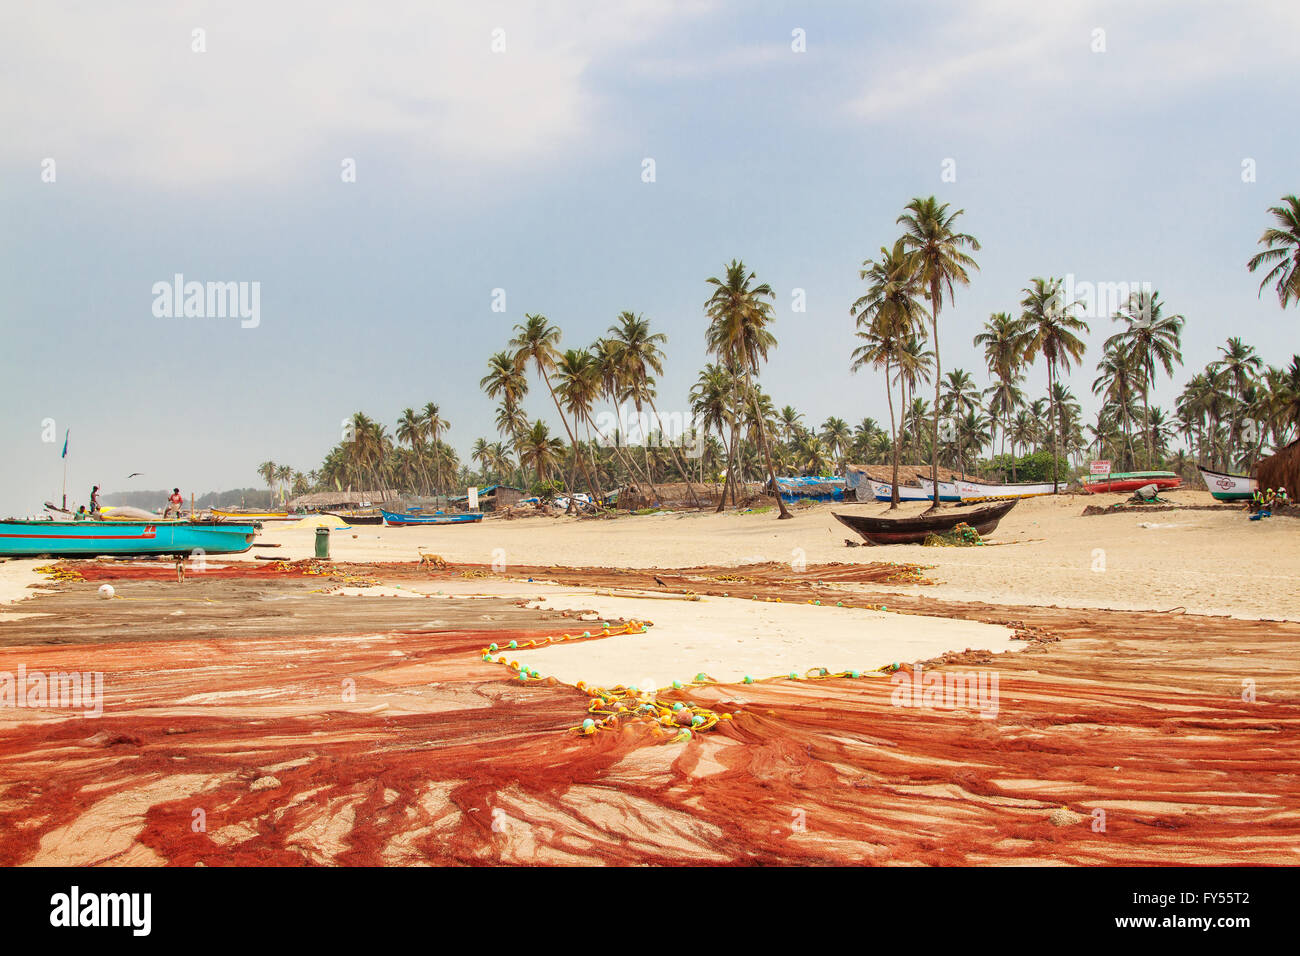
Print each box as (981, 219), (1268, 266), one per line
(262, 194), (1300, 510)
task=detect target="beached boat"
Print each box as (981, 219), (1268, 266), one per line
(944, 477), (1056, 500)
(325, 510), (383, 525)
(911, 476), (968, 502)
(865, 478), (961, 503)
(211, 508), (295, 522)
(833, 499), (1018, 546)
(380, 509), (485, 527)
(0, 518), (257, 558)
(1078, 471), (1182, 494)
(1197, 466), (1257, 501)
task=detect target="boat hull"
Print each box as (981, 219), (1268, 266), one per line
(912, 477), (970, 502)
(212, 509), (293, 522)
(1197, 466), (1256, 501)
(948, 478), (1055, 500)
(380, 509), (485, 527)
(325, 511), (383, 525)
(0, 520), (257, 558)
(866, 479), (960, 503)
(1079, 473), (1182, 494)
(833, 499), (1018, 546)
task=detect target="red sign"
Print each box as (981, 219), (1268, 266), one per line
(1090, 460), (1111, 475)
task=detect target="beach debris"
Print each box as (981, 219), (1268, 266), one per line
(1048, 807), (1084, 826)
(923, 522), (983, 547)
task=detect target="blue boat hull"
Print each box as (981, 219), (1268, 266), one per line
(380, 509), (485, 527)
(0, 520), (257, 558)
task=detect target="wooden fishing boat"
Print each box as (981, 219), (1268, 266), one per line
(1078, 471), (1182, 494)
(1197, 466), (1257, 501)
(947, 477), (1055, 500)
(866, 478), (960, 503)
(380, 509), (485, 527)
(0, 518), (257, 558)
(324, 510), (383, 525)
(211, 508), (295, 522)
(833, 499), (1018, 546)
(912, 476), (968, 502)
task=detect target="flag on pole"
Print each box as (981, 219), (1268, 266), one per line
(61, 429), (69, 459)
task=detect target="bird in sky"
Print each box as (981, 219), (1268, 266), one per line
(126, 473), (143, 478)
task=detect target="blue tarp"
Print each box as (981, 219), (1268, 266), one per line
(774, 475), (846, 503)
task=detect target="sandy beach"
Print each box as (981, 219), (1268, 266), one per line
(0, 493), (1297, 866)
(241, 491), (1300, 621)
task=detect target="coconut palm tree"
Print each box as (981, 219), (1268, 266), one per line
(517, 420), (564, 486)
(893, 332), (935, 465)
(509, 315), (601, 502)
(396, 408), (428, 494)
(1093, 341), (1142, 469)
(704, 260), (790, 517)
(480, 351), (529, 461)
(257, 461), (277, 499)
(940, 368), (981, 476)
(820, 417), (851, 473)
(554, 347), (607, 505)
(1106, 290), (1184, 467)
(1247, 194), (1300, 308)
(274, 464), (293, 503)
(607, 312), (700, 506)
(850, 238), (929, 505)
(778, 406), (805, 445)
(897, 196), (980, 508)
(1018, 278), (1089, 492)
(689, 363), (737, 485)
(1210, 337), (1264, 462)
(973, 311), (1025, 460)
(420, 403), (447, 495)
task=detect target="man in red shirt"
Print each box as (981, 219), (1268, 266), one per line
(166, 488), (184, 518)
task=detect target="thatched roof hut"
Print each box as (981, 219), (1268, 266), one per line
(617, 481), (764, 510)
(844, 463), (965, 489)
(287, 489), (401, 510)
(1256, 440), (1300, 497)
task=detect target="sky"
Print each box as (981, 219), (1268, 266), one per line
(2, 0), (1298, 513)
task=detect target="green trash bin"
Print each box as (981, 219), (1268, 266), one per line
(314, 527), (331, 560)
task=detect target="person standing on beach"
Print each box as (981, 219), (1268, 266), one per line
(165, 487), (184, 518)
(89, 485), (101, 515)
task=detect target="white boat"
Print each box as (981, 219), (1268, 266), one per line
(866, 478), (961, 502)
(950, 477), (1056, 500)
(913, 476), (966, 502)
(1197, 466), (1256, 502)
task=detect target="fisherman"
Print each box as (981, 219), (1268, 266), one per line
(89, 485), (101, 515)
(165, 487), (184, 518)
(74, 505), (89, 521)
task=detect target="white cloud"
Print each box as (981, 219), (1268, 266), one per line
(847, 0), (1300, 126)
(0, 0), (710, 187)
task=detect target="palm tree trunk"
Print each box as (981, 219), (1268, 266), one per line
(541, 370), (599, 504)
(886, 357), (900, 509)
(746, 369), (791, 519)
(648, 399), (702, 509)
(929, 286), (942, 511)
(1048, 361), (1060, 494)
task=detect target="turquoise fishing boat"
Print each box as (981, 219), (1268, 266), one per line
(0, 519), (258, 558)
(380, 509), (485, 527)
